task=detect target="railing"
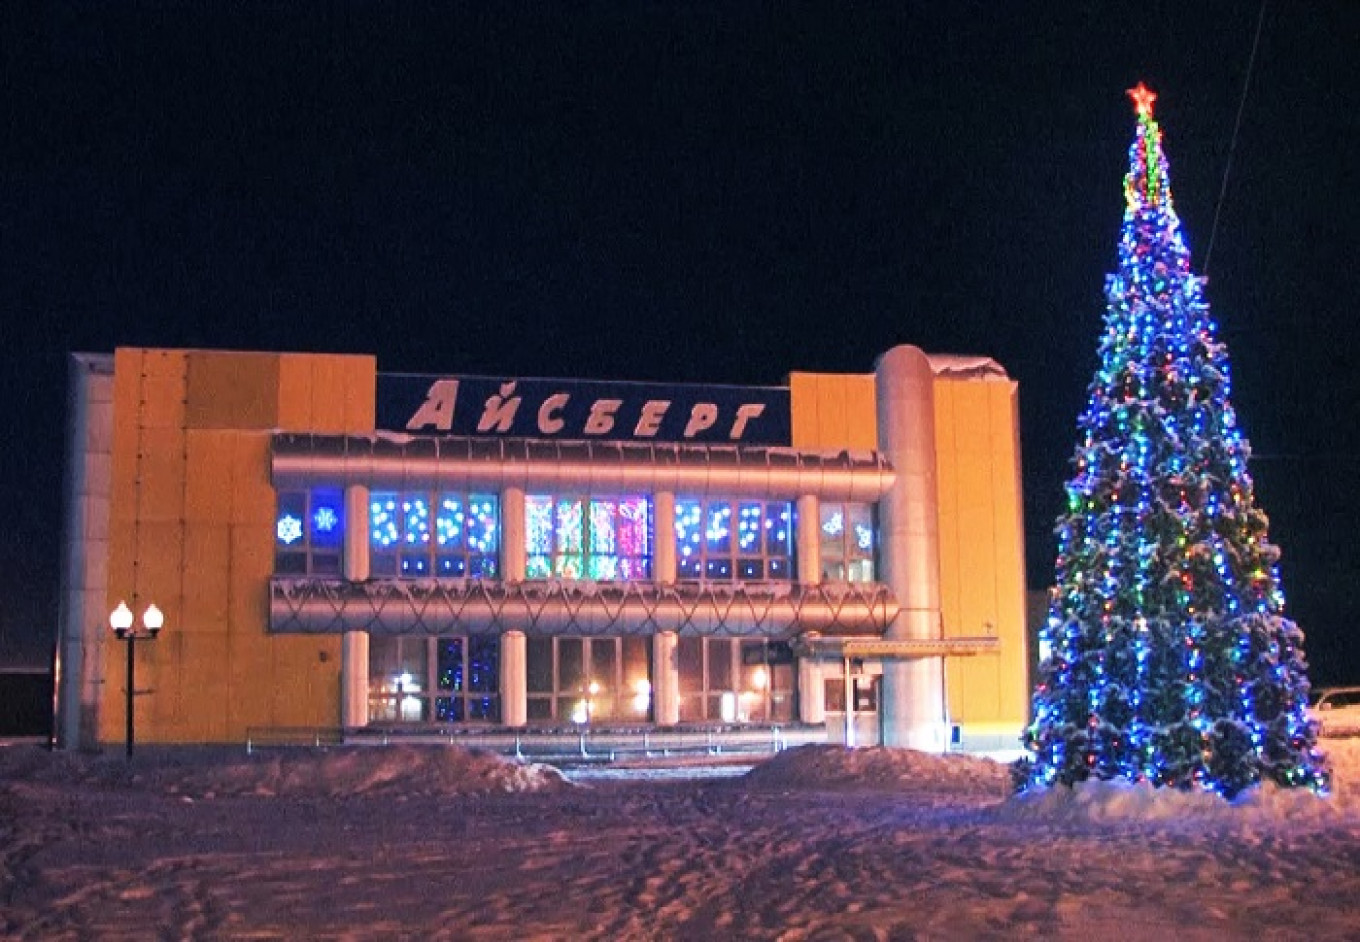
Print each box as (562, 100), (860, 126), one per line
(498, 726), (821, 763)
(245, 726), (345, 753)
(244, 724), (826, 763)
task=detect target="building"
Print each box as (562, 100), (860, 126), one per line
(55, 345), (1028, 751)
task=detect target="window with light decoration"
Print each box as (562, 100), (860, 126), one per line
(435, 636), (500, 722)
(274, 487), (344, 575)
(368, 635), (500, 724)
(818, 502), (876, 582)
(369, 491), (500, 578)
(524, 495), (653, 580)
(674, 498), (793, 581)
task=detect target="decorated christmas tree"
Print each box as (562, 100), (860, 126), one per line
(1019, 84), (1328, 798)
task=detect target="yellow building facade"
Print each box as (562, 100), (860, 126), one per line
(56, 345), (1027, 751)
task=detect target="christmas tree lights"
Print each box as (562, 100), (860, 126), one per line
(1020, 84), (1328, 798)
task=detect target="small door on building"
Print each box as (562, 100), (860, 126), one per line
(824, 673), (880, 746)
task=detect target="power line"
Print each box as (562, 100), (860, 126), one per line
(1204, 0), (1269, 276)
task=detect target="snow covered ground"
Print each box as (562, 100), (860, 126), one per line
(2, 738), (1359, 940)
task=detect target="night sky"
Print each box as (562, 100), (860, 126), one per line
(3, 3), (1357, 681)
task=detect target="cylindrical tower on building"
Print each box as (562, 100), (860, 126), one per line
(875, 345), (947, 751)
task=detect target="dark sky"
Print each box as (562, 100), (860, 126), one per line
(3, 2), (1357, 679)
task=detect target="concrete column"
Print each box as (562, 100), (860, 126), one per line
(844, 659), (857, 748)
(341, 630), (370, 729)
(340, 484), (372, 731)
(795, 494), (820, 585)
(500, 630), (527, 727)
(875, 345), (947, 752)
(501, 486), (526, 582)
(56, 355), (115, 750)
(653, 630), (679, 726)
(798, 657), (825, 725)
(653, 491), (676, 584)
(343, 484), (370, 581)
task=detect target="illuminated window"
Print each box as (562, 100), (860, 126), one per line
(524, 495), (653, 580)
(274, 487), (344, 576)
(368, 635), (500, 724)
(819, 502), (876, 582)
(674, 498), (792, 581)
(673, 637), (791, 723)
(434, 636), (500, 722)
(525, 636), (651, 723)
(825, 674), (879, 715)
(370, 491), (499, 579)
(368, 636), (431, 723)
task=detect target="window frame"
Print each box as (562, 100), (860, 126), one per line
(274, 486), (345, 576)
(524, 493), (654, 581)
(368, 635), (501, 724)
(818, 501), (877, 583)
(368, 489), (501, 579)
(674, 497), (794, 582)
(524, 635), (653, 724)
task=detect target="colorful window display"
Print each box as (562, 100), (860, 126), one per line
(524, 495), (653, 580)
(369, 491), (499, 578)
(274, 487), (344, 576)
(819, 502), (876, 582)
(674, 498), (793, 580)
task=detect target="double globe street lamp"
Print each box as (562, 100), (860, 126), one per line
(109, 601), (164, 758)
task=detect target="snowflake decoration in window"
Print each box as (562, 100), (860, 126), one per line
(370, 495), (399, 547)
(737, 504), (761, 550)
(706, 504), (732, 546)
(403, 497), (430, 545)
(467, 498), (498, 554)
(313, 506), (339, 534)
(675, 501), (703, 548)
(436, 497), (463, 548)
(276, 514), (304, 545)
(855, 524), (874, 552)
(823, 511), (844, 536)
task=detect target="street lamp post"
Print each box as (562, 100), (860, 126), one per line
(109, 601), (164, 758)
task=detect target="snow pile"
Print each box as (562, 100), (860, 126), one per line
(3, 738), (1356, 820)
(743, 744), (1011, 796)
(738, 739), (1360, 824)
(994, 775), (1338, 825)
(992, 738), (1359, 825)
(0, 744), (572, 798)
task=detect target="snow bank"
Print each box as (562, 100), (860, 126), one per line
(992, 738), (1360, 825)
(994, 774), (1339, 825)
(741, 739), (1360, 825)
(4, 737), (1357, 823)
(0, 744), (572, 798)
(743, 744), (1011, 796)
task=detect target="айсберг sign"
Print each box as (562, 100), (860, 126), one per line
(376, 374), (791, 446)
